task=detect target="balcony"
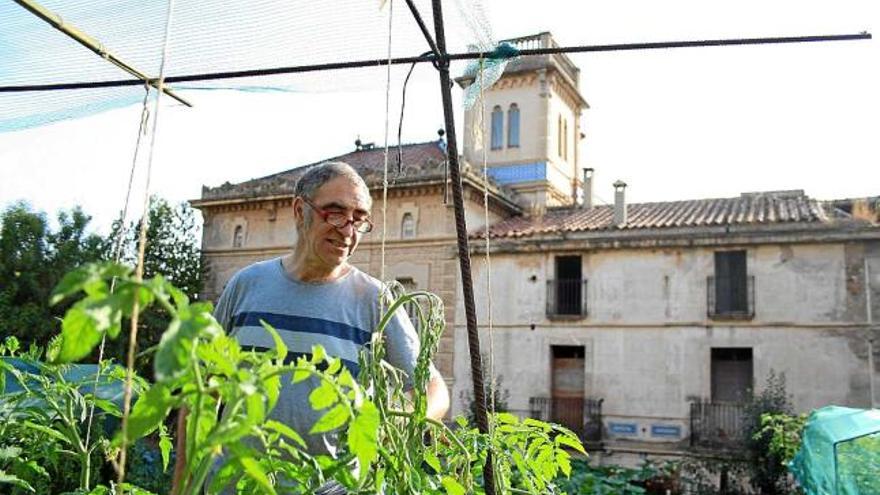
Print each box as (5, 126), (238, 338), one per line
(546, 279), (588, 319)
(689, 401), (746, 448)
(707, 275), (755, 320)
(529, 396), (604, 445)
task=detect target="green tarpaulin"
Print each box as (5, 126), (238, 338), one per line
(790, 405), (880, 494)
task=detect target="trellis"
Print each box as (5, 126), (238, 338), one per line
(3, 0), (873, 492)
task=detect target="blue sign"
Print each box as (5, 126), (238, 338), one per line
(609, 422), (638, 436)
(650, 424), (682, 438)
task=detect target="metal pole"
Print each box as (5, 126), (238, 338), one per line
(1, 33), (871, 93)
(866, 259), (875, 408)
(429, 1), (496, 493)
(404, 0), (441, 60)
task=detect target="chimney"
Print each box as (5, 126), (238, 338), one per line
(613, 180), (627, 226)
(582, 168), (594, 208)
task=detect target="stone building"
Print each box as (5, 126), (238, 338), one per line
(192, 32), (880, 457)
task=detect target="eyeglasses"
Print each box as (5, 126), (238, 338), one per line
(301, 197), (373, 234)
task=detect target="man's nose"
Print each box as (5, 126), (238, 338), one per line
(337, 221), (356, 237)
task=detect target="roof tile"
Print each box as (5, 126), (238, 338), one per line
(481, 191), (866, 239)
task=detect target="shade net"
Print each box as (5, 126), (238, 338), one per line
(0, 0), (500, 132)
(789, 406), (880, 495)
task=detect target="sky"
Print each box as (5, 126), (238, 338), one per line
(1, 0), (878, 233)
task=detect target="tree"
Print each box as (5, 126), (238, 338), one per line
(107, 197), (205, 375)
(0, 198), (204, 375)
(0, 202), (108, 345)
(743, 370), (796, 495)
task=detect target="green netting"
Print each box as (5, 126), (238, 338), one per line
(0, 0), (503, 132)
(790, 406), (880, 495)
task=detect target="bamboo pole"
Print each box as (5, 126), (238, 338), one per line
(12, 0), (192, 107)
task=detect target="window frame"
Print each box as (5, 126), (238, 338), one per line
(507, 103), (520, 148)
(490, 105), (504, 150)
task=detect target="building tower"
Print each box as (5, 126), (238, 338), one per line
(457, 32), (589, 212)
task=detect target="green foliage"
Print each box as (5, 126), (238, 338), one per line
(742, 371), (796, 495)
(0, 342), (155, 494)
(756, 412), (807, 467)
(105, 197), (205, 379)
(0, 198), (203, 381)
(0, 202), (108, 347)
(554, 458), (676, 495)
(837, 431), (880, 493)
(42, 263), (583, 494)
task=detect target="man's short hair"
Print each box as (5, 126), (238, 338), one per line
(294, 161), (371, 205)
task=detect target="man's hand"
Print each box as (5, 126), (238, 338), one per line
(425, 368), (450, 421)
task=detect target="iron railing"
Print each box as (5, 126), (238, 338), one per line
(707, 275), (755, 319)
(529, 396), (604, 443)
(689, 400), (746, 447)
(546, 279), (588, 318)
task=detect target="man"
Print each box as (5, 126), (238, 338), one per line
(173, 162), (449, 493)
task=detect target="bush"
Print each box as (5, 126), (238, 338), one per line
(742, 370), (797, 494)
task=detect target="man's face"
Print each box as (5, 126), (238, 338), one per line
(296, 176), (372, 270)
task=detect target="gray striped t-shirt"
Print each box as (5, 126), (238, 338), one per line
(213, 257), (423, 456)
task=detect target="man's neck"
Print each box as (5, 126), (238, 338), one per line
(283, 251), (350, 283)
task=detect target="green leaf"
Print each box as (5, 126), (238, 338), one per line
(0, 446), (22, 461)
(121, 383), (175, 442)
(245, 388), (266, 426)
(50, 262), (130, 305)
(292, 368), (311, 384)
(310, 403), (350, 434)
(260, 321), (288, 362)
(441, 476), (466, 495)
(239, 456), (276, 495)
(347, 401), (379, 479)
(309, 380), (337, 410)
(326, 357), (342, 375)
(22, 421), (70, 445)
(311, 345), (326, 364)
(423, 450), (442, 474)
(263, 372), (281, 411)
(55, 303), (113, 363)
(523, 417), (551, 431)
(0, 470), (35, 493)
(89, 396), (122, 417)
(155, 318), (190, 381)
(496, 412), (519, 425)
(264, 420), (307, 448)
(208, 459), (243, 494)
(159, 425), (173, 471)
(554, 433), (586, 454)
(555, 449), (572, 477)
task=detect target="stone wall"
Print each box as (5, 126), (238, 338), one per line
(451, 240), (880, 442)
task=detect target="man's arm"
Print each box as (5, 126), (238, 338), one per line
(425, 368), (450, 421)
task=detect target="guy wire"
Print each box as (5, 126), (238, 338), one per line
(380, 0), (393, 294)
(477, 57), (501, 488)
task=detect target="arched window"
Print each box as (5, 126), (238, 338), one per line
(401, 213), (416, 239)
(232, 225), (244, 248)
(507, 103), (520, 148)
(557, 114), (563, 157)
(490, 105), (503, 150)
(562, 118), (568, 160)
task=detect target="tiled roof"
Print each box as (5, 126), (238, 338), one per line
(201, 141), (451, 201)
(482, 191), (865, 239)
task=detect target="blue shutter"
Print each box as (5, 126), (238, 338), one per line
(491, 106), (503, 150)
(508, 104), (520, 148)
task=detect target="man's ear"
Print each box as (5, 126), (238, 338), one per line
(293, 197), (306, 228)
